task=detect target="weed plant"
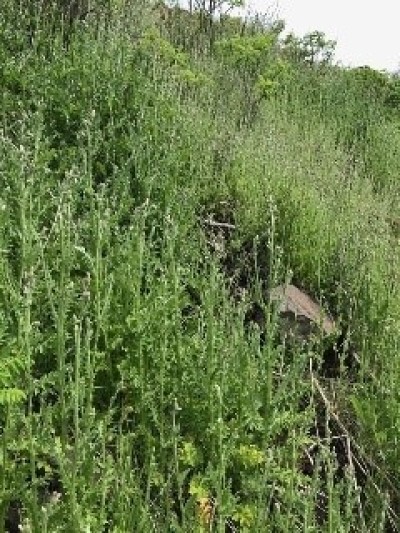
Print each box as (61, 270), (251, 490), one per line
(0, 1), (399, 531)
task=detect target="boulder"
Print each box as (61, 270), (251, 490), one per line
(269, 284), (336, 343)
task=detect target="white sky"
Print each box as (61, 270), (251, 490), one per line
(243, 0), (400, 72)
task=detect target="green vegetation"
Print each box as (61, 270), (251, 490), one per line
(1, 1), (400, 531)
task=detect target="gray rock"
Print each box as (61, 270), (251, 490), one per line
(269, 284), (336, 343)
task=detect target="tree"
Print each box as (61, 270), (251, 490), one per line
(194, 0), (244, 16)
(194, 0), (244, 41)
(283, 30), (336, 67)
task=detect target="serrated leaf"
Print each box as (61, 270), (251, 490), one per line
(0, 388), (26, 405)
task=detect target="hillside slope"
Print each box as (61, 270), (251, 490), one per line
(1, 2), (400, 531)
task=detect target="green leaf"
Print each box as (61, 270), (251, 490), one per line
(0, 388), (26, 405)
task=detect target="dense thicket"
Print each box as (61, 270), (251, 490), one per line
(1, 1), (400, 531)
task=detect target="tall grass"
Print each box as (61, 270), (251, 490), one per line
(0, 1), (399, 531)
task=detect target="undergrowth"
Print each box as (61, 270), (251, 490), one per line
(0, 1), (399, 531)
